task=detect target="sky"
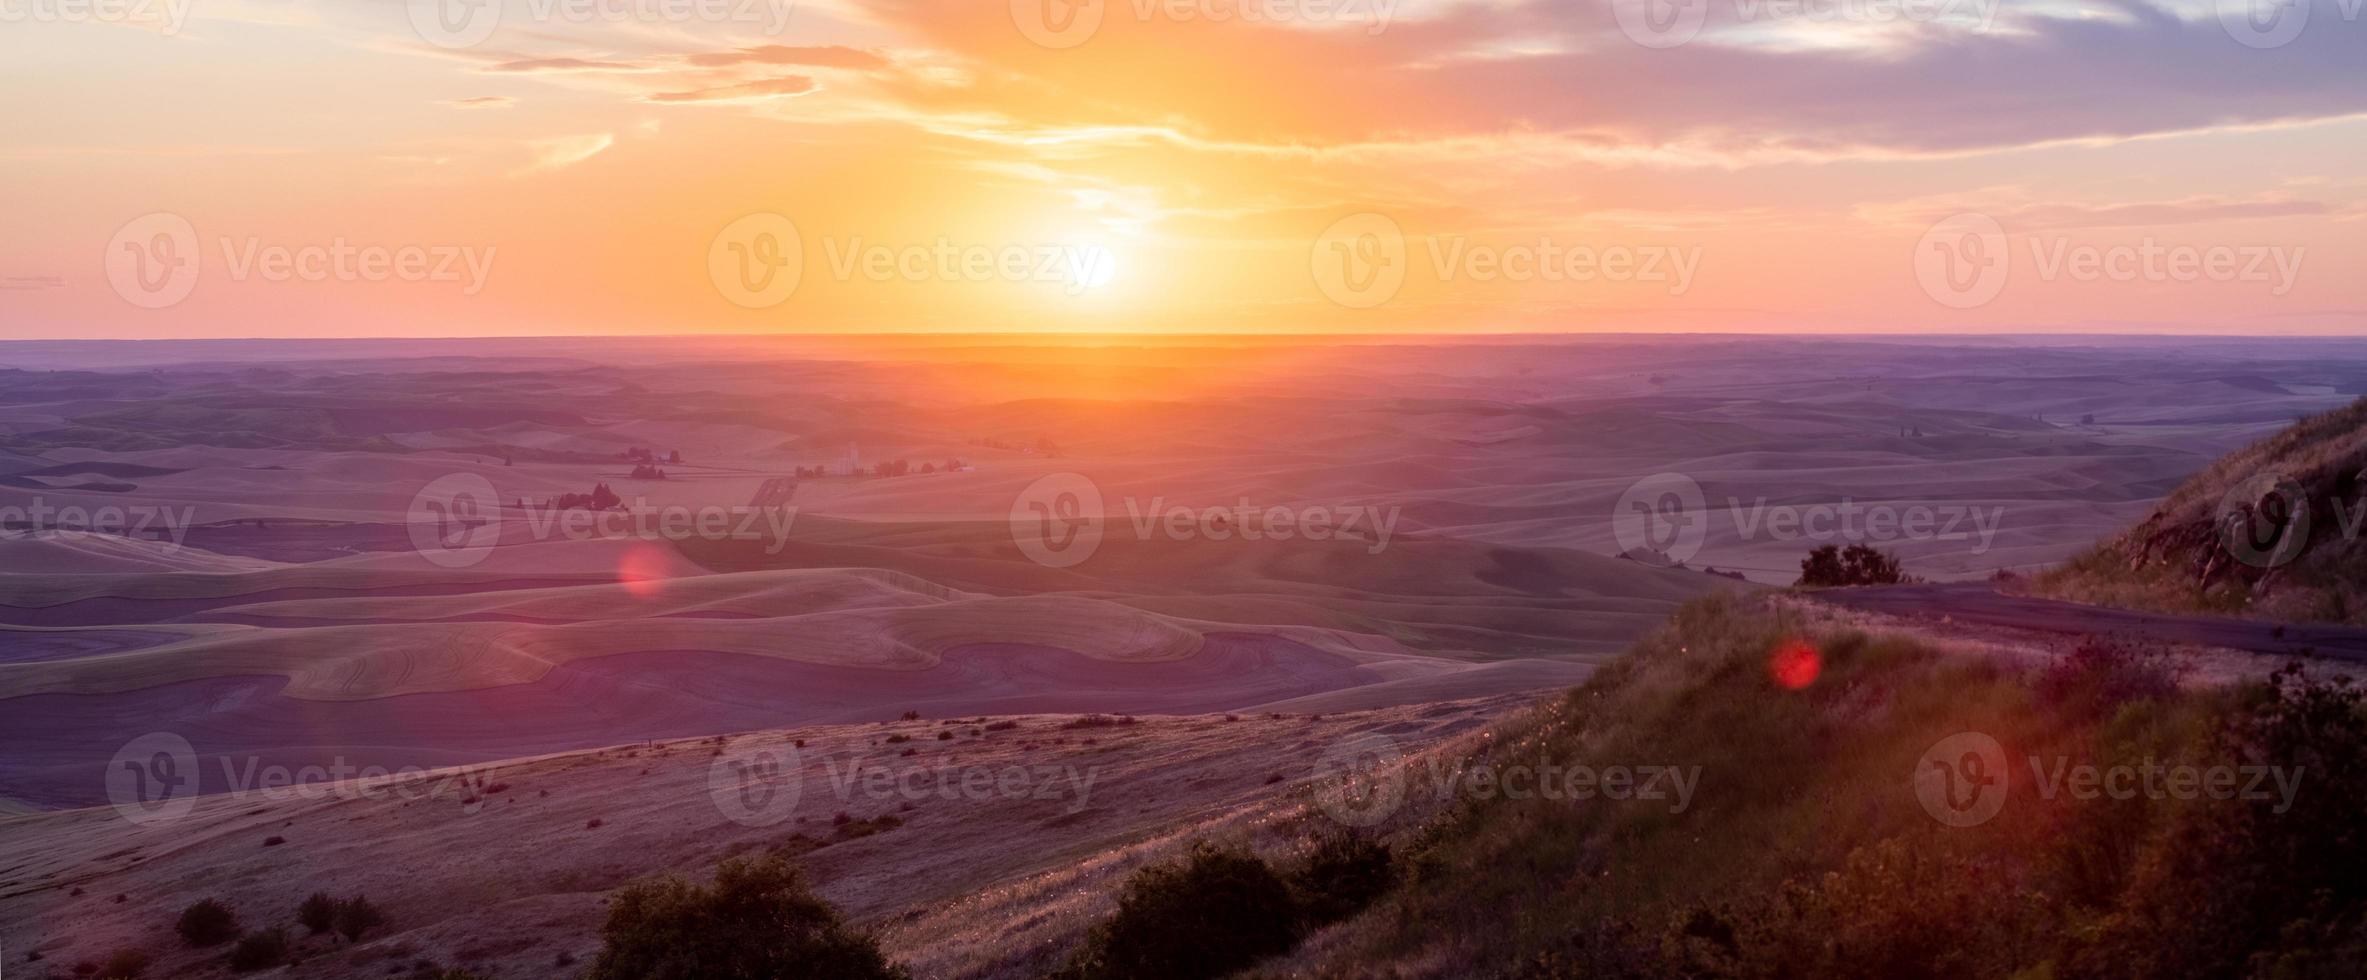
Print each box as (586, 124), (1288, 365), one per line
(2, 0), (2363, 338)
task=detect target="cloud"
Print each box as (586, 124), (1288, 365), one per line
(857, 0), (2367, 162)
(446, 96), (516, 109)
(484, 57), (644, 73)
(683, 44), (888, 70)
(643, 76), (819, 104)
(515, 132), (614, 175)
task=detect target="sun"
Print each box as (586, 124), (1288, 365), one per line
(1069, 244), (1120, 293)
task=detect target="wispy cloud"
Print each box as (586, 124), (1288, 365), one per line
(514, 132), (614, 175)
(643, 76), (818, 104)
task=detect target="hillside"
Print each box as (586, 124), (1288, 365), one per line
(2036, 397), (2367, 623)
(1268, 595), (2367, 977)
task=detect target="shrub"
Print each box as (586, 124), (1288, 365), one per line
(1062, 715), (1137, 730)
(228, 928), (289, 971)
(407, 969), (489, 980)
(1058, 842), (1302, 980)
(2037, 634), (2184, 717)
(586, 855), (908, 980)
(334, 895), (385, 942)
(298, 892), (337, 934)
(1289, 833), (1395, 927)
(1795, 543), (1911, 587)
(93, 949), (151, 979)
(176, 898), (240, 947)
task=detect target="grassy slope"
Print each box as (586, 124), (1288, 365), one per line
(1282, 595), (2367, 979)
(2035, 396), (2367, 624)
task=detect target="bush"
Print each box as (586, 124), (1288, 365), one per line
(1058, 842), (1302, 980)
(334, 895), (385, 942)
(298, 892), (337, 934)
(228, 928), (289, 972)
(1795, 543), (1911, 587)
(176, 898), (240, 947)
(1290, 833), (1395, 926)
(586, 855), (908, 980)
(93, 949), (151, 979)
(2037, 634), (2183, 717)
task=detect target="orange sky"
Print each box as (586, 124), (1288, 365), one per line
(4, 0), (2364, 338)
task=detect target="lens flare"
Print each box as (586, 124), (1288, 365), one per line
(1769, 639), (1822, 690)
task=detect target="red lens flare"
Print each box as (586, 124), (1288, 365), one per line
(1769, 639), (1822, 690)
(618, 544), (669, 599)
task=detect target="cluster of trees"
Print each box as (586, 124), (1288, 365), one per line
(969, 435), (1061, 457)
(628, 463), (668, 480)
(791, 459), (966, 479)
(535, 483), (621, 512)
(1796, 543), (1913, 587)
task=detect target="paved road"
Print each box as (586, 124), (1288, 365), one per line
(1813, 583), (2367, 664)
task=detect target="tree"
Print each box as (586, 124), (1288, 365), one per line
(587, 856), (907, 980)
(334, 895), (385, 942)
(176, 898), (240, 947)
(298, 892), (337, 935)
(1796, 544), (1910, 587)
(1057, 843), (1302, 980)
